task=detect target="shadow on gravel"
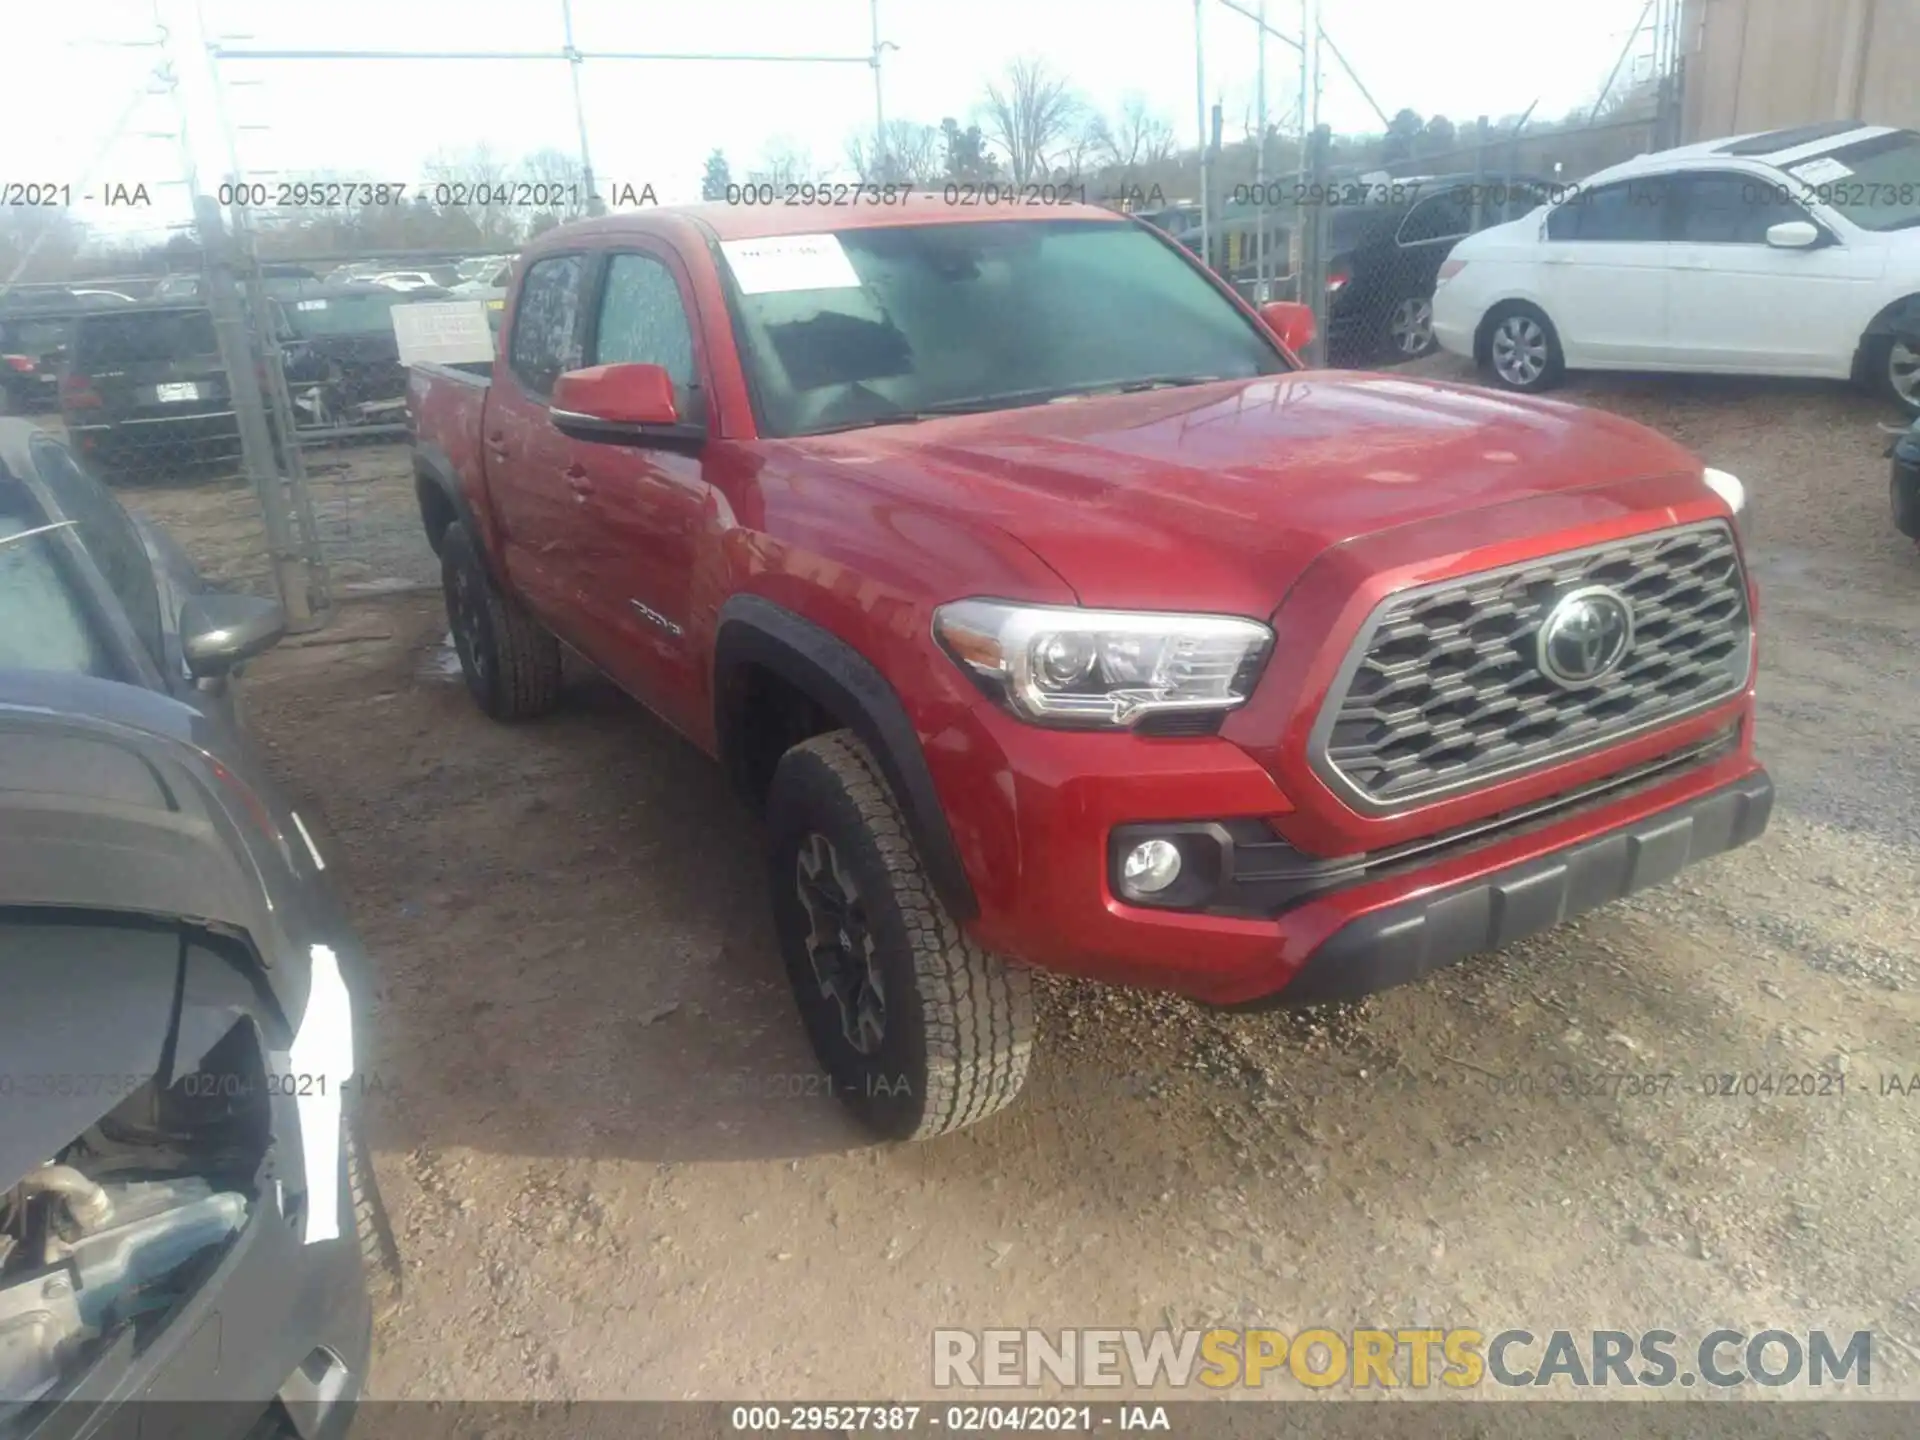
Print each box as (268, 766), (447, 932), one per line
(256, 602), (877, 1165)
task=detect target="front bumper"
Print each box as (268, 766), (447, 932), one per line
(1248, 765), (1773, 1007)
(22, 1135), (374, 1440)
(955, 708), (1770, 1006)
(1430, 308), (1474, 359)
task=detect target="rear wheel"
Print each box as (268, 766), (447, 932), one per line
(1864, 332), (1920, 417)
(1383, 294), (1438, 361)
(765, 732), (1034, 1142)
(440, 521), (562, 720)
(1479, 303), (1565, 394)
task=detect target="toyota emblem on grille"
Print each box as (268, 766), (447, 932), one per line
(1536, 584), (1635, 688)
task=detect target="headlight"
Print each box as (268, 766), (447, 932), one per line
(1703, 467), (1747, 522)
(933, 599), (1274, 728)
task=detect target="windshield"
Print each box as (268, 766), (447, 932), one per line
(723, 219), (1289, 438)
(72, 310), (218, 364)
(285, 291), (414, 337)
(1792, 128), (1920, 232)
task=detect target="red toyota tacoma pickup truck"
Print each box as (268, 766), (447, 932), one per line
(407, 198), (1771, 1142)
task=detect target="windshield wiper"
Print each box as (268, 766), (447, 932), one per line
(804, 376), (1230, 435)
(1100, 374), (1225, 394)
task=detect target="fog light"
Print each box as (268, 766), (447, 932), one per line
(1121, 838), (1183, 896)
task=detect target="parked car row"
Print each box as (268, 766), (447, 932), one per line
(4, 278), (477, 479)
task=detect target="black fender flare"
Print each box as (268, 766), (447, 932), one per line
(713, 594), (978, 923)
(412, 444), (496, 579)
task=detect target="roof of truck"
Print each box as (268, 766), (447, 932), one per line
(535, 192), (1131, 248)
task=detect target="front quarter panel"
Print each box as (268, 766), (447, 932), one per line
(700, 442), (1080, 920)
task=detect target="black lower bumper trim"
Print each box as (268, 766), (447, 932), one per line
(1259, 768), (1775, 1008)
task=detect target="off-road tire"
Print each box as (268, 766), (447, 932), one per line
(440, 520), (562, 720)
(343, 1103), (403, 1315)
(765, 731), (1034, 1141)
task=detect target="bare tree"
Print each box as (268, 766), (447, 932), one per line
(979, 58), (1084, 185)
(846, 120), (944, 184)
(517, 147), (594, 231)
(1096, 94), (1178, 184)
(747, 138), (819, 190)
(1053, 113), (1109, 182)
(421, 143), (521, 247)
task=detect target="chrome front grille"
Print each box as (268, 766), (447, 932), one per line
(1310, 521), (1751, 812)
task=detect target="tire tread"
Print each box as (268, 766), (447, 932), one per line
(778, 731), (1033, 1140)
(441, 522), (562, 720)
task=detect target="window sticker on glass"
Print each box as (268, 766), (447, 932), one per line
(1790, 156), (1854, 186)
(720, 234), (862, 295)
(295, 298), (329, 311)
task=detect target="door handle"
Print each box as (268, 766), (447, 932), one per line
(484, 433), (510, 460)
(564, 465), (594, 498)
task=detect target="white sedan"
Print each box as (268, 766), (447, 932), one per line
(1432, 122), (1920, 414)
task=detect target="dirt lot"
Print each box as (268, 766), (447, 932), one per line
(128, 361), (1920, 1404)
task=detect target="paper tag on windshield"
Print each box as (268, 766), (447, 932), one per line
(720, 234), (861, 295)
(1790, 156), (1854, 185)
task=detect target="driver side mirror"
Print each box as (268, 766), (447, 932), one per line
(180, 592), (286, 679)
(1766, 220), (1821, 250)
(549, 363), (706, 449)
(1259, 301), (1318, 358)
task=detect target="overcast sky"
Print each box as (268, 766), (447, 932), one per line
(13, 0), (1653, 240)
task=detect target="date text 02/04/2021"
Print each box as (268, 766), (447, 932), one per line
(726, 1405), (1171, 1432)
(210, 180), (661, 208)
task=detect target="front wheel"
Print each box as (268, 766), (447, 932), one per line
(1479, 303), (1566, 394)
(765, 732), (1034, 1142)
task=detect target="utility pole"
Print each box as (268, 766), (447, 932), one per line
(560, 0), (602, 215)
(1254, 0), (1267, 299)
(871, 0), (890, 180)
(196, 195), (313, 628)
(1194, 0), (1209, 269)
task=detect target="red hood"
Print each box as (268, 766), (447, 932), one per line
(784, 371), (1709, 614)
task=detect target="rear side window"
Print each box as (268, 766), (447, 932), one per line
(0, 476), (122, 681)
(1397, 191), (1472, 245)
(30, 438), (164, 669)
(508, 255), (586, 397)
(0, 317), (71, 355)
(72, 310), (219, 365)
(591, 253), (698, 392)
(285, 292), (407, 337)
(1544, 177), (1672, 242)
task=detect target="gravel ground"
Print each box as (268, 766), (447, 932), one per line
(166, 359), (1920, 1409)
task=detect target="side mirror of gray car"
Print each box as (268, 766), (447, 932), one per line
(181, 593), (288, 679)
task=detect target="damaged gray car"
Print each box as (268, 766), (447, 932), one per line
(0, 417), (393, 1438)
